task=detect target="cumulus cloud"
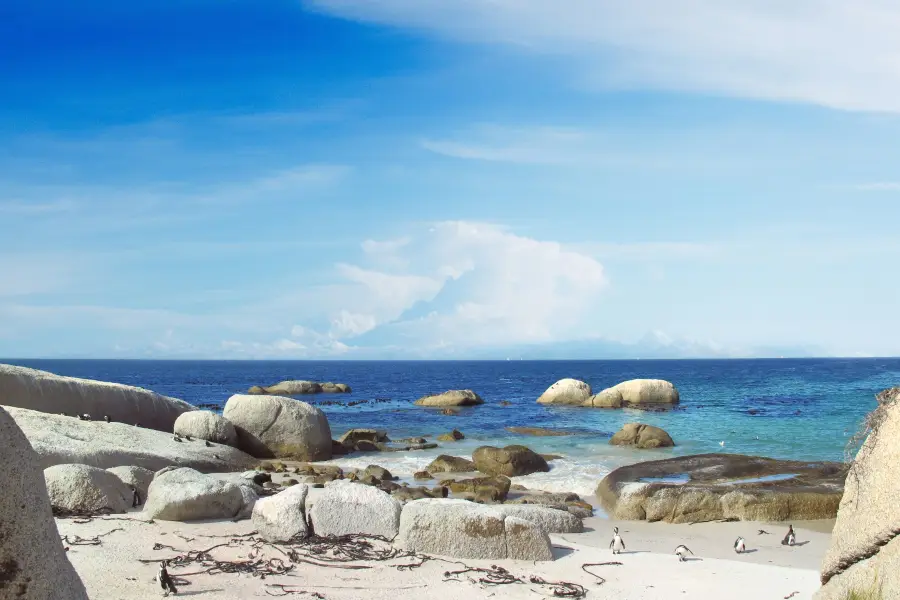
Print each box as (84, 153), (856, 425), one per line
(306, 0), (900, 113)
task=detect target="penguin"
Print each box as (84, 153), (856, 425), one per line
(782, 524), (796, 546)
(674, 545), (694, 561)
(104, 415), (111, 423)
(156, 560), (177, 596)
(734, 536), (746, 553)
(79, 414), (92, 421)
(204, 440), (212, 447)
(173, 434), (182, 443)
(132, 487), (142, 508)
(184, 435), (192, 442)
(609, 527), (625, 554)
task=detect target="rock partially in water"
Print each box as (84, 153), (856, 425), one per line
(425, 455), (477, 473)
(436, 429), (465, 442)
(473, 445), (550, 477)
(506, 426), (572, 437)
(589, 379), (680, 408)
(414, 390), (484, 407)
(609, 423), (675, 449)
(536, 378), (592, 406)
(247, 380), (351, 395)
(597, 453), (847, 523)
(338, 428), (389, 446)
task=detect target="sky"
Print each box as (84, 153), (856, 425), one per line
(1, 0), (899, 359)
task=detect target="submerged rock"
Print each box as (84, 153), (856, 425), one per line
(536, 378), (592, 406)
(414, 390), (484, 407)
(473, 445), (550, 477)
(223, 394), (332, 460)
(597, 453), (847, 523)
(0, 407), (89, 600)
(609, 423), (675, 449)
(506, 426), (573, 436)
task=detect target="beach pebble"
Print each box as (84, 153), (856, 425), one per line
(44, 463), (133, 514)
(252, 484), (309, 542)
(396, 498), (553, 561)
(173, 410), (238, 446)
(223, 394), (332, 460)
(473, 444), (550, 477)
(143, 467), (247, 521)
(536, 378), (592, 405)
(0, 407), (90, 600)
(308, 480), (402, 539)
(106, 465), (155, 500)
(414, 389), (484, 407)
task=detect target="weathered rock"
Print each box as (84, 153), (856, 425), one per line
(0, 406), (89, 600)
(338, 428), (389, 446)
(0, 363), (194, 432)
(44, 463), (133, 514)
(436, 429), (465, 442)
(592, 379), (679, 407)
(223, 394), (332, 460)
(362, 465), (395, 481)
(414, 390), (484, 407)
(251, 484), (309, 542)
(609, 423), (675, 449)
(174, 410), (239, 446)
(5, 406), (257, 471)
(441, 475), (511, 501)
(143, 467), (248, 521)
(506, 426), (572, 436)
(107, 465), (155, 501)
(425, 455), (477, 473)
(309, 481), (402, 539)
(583, 388), (624, 408)
(473, 445), (550, 477)
(597, 453), (847, 523)
(321, 382), (352, 394)
(248, 380), (351, 395)
(396, 499), (553, 560)
(815, 389), (900, 599)
(331, 439), (350, 456)
(392, 486), (448, 503)
(413, 471), (432, 480)
(536, 378), (591, 406)
(495, 505), (583, 533)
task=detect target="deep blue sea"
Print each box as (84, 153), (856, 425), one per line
(6, 358), (898, 495)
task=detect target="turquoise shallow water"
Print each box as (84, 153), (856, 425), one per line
(6, 357), (898, 495)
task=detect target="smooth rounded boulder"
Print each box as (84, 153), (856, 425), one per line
(44, 463), (133, 514)
(495, 505), (584, 534)
(473, 445), (550, 477)
(610, 423), (675, 449)
(414, 390), (483, 407)
(309, 481), (402, 539)
(252, 484), (309, 542)
(536, 378), (592, 406)
(143, 467), (248, 521)
(174, 410), (238, 446)
(583, 388), (625, 408)
(425, 455), (477, 473)
(223, 394), (332, 460)
(595, 379), (679, 406)
(0, 407), (90, 600)
(107, 465), (155, 501)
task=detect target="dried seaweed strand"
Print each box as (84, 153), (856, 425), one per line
(580, 561), (623, 585)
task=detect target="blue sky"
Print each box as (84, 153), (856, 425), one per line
(2, 0), (899, 359)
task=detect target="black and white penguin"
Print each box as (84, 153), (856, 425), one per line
(104, 415), (111, 423)
(609, 527), (625, 554)
(734, 536), (746, 553)
(173, 434), (182, 443)
(156, 560), (177, 596)
(79, 413), (91, 421)
(782, 525), (796, 546)
(204, 440), (212, 447)
(184, 435), (192, 441)
(132, 487), (142, 508)
(674, 544), (694, 561)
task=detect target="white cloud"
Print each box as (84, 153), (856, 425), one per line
(330, 310), (378, 337)
(421, 127), (590, 165)
(307, 0), (900, 113)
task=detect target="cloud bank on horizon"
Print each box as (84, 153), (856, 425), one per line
(0, 0), (898, 359)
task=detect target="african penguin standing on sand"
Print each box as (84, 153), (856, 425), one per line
(782, 525), (796, 546)
(104, 415), (111, 423)
(157, 561), (177, 596)
(734, 537), (746, 553)
(609, 527), (625, 554)
(674, 545), (694, 561)
(131, 487), (142, 508)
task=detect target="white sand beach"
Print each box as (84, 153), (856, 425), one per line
(60, 506), (830, 600)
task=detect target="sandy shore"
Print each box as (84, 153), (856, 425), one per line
(59, 503), (830, 600)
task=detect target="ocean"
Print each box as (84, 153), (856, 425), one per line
(6, 358), (898, 496)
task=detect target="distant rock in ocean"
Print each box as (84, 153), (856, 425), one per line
(414, 389), (484, 407)
(588, 379), (680, 407)
(609, 423), (675, 449)
(247, 380), (351, 395)
(0, 363), (195, 432)
(536, 378), (592, 406)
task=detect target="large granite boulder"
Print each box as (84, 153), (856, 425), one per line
(309, 481), (402, 539)
(248, 380), (351, 395)
(174, 410), (238, 446)
(143, 467), (248, 521)
(815, 390), (900, 599)
(473, 445), (550, 477)
(0, 363), (195, 432)
(223, 394), (332, 460)
(425, 455), (477, 473)
(252, 484), (309, 542)
(0, 407), (90, 599)
(495, 505), (584, 533)
(396, 498), (553, 560)
(5, 406), (257, 471)
(609, 423), (675, 449)
(589, 379), (679, 407)
(536, 378), (592, 406)
(44, 463), (133, 514)
(597, 453), (847, 523)
(414, 390), (483, 407)
(107, 465), (155, 501)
